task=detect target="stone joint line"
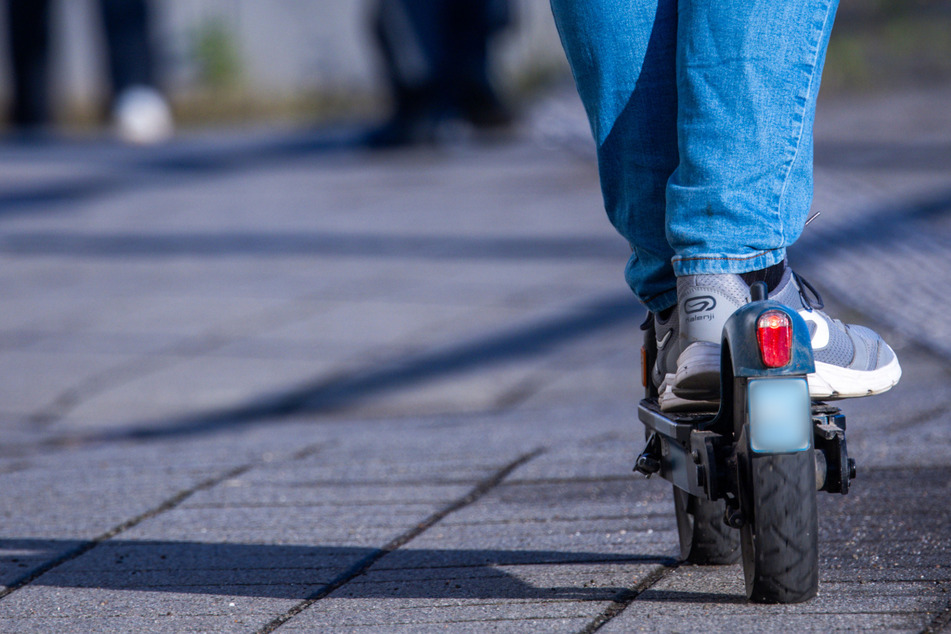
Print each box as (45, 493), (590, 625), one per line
(0, 444), (325, 602)
(255, 447), (548, 634)
(578, 561), (680, 633)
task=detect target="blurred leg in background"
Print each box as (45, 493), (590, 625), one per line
(100, 0), (172, 144)
(371, 0), (447, 146)
(447, 0), (512, 129)
(5, 0), (172, 143)
(369, 0), (512, 148)
(7, 0), (52, 129)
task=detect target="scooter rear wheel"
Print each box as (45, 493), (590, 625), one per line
(740, 450), (819, 603)
(673, 487), (740, 564)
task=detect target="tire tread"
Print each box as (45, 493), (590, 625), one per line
(744, 451), (819, 603)
(675, 488), (740, 565)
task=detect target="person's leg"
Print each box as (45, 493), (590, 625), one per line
(99, 0), (172, 144)
(551, 0), (899, 409)
(549, 0), (679, 314)
(667, 0), (899, 406)
(369, 0), (449, 146)
(99, 0), (153, 93)
(666, 0), (839, 276)
(7, 0), (53, 127)
(670, 0), (838, 398)
(446, 0), (512, 128)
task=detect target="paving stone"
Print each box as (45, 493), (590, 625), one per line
(1, 83), (950, 632)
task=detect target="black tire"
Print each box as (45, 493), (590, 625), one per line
(740, 450), (819, 603)
(673, 486), (740, 565)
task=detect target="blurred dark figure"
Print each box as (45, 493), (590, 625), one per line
(6, 0), (172, 143)
(369, 0), (513, 147)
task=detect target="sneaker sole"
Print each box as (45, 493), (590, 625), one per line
(670, 343), (902, 403)
(659, 374), (719, 413)
(670, 342), (721, 401)
(808, 356), (902, 399)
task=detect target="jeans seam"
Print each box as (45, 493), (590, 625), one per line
(774, 0), (834, 241)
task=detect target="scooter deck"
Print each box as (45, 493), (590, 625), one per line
(636, 398), (852, 497)
(638, 397), (844, 430)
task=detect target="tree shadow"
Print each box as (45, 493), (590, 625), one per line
(66, 291), (640, 444)
(814, 139), (951, 172)
(0, 126), (362, 219)
(0, 229), (624, 262)
(0, 538), (679, 602)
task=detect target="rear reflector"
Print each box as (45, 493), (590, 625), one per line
(757, 310), (792, 368)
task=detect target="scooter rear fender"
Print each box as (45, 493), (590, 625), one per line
(720, 299), (815, 379)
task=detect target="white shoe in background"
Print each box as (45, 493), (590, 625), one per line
(113, 85), (174, 145)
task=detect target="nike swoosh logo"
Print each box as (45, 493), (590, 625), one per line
(656, 329), (673, 350)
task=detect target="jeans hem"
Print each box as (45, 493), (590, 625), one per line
(672, 249), (786, 277)
(643, 288), (678, 313)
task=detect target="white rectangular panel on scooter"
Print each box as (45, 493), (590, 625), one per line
(748, 378), (811, 453)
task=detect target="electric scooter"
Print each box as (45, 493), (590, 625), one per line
(634, 282), (854, 603)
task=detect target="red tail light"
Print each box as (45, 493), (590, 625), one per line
(757, 310), (792, 368)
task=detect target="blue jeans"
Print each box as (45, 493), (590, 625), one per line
(549, 0), (838, 311)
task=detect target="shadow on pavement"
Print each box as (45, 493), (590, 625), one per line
(793, 184), (951, 253)
(74, 292), (641, 444)
(0, 538), (676, 601)
(0, 230), (624, 262)
(0, 127), (363, 219)
(815, 140), (951, 171)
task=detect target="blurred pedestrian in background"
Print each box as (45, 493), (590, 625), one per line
(5, 0), (173, 143)
(368, 0), (513, 148)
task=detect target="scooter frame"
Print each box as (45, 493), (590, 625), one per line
(634, 282), (855, 602)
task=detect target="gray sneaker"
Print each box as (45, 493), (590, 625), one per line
(652, 306), (719, 412)
(670, 267), (901, 403)
(651, 307), (679, 391)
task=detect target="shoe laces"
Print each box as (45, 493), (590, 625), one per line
(792, 271), (824, 311)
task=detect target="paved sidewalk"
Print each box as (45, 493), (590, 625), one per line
(1, 84), (950, 632)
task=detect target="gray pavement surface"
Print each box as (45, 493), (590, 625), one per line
(1, 83), (950, 632)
